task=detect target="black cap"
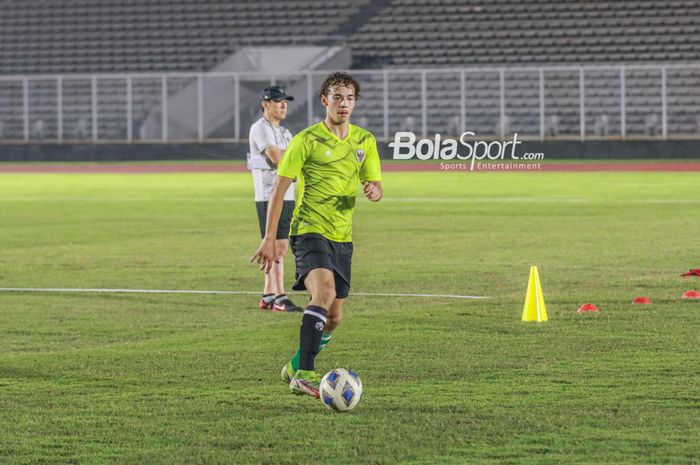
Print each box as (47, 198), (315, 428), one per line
(260, 85), (294, 101)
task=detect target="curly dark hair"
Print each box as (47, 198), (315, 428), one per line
(318, 71), (360, 100)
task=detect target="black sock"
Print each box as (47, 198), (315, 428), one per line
(262, 293), (275, 305)
(298, 305), (327, 371)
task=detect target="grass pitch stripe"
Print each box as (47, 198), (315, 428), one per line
(0, 287), (488, 300)
(351, 291), (487, 300)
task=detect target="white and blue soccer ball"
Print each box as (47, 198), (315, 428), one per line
(319, 368), (363, 412)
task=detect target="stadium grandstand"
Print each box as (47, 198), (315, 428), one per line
(1, 0), (699, 157)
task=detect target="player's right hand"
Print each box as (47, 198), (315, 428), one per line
(363, 181), (383, 202)
(250, 237), (279, 274)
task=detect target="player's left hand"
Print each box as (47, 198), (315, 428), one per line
(250, 237), (279, 274)
(363, 181), (383, 202)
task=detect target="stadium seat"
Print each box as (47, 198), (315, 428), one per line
(2, 0), (700, 139)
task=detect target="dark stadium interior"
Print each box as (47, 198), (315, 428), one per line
(2, 0), (699, 73)
(0, 0), (699, 159)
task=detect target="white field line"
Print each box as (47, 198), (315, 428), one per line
(1, 196), (699, 204)
(0, 287), (488, 300)
(384, 197), (589, 203)
(386, 197), (700, 204)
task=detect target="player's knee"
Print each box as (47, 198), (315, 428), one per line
(315, 286), (336, 309)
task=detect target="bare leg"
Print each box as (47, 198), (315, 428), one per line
(266, 239), (289, 296)
(325, 298), (345, 333)
(263, 271), (274, 295)
(304, 268), (336, 309)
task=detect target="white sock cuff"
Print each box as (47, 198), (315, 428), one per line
(303, 309), (327, 324)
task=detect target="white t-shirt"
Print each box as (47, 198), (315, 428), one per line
(248, 117), (295, 202)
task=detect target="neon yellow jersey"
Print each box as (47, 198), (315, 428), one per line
(277, 121), (382, 242)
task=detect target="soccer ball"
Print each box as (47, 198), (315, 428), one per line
(319, 368), (363, 412)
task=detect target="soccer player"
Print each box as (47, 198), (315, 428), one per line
(248, 85), (302, 312)
(251, 71), (383, 397)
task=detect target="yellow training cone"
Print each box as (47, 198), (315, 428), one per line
(521, 266), (548, 322)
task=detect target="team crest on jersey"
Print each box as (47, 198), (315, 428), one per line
(355, 149), (365, 163)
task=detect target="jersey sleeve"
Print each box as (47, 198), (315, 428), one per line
(249, 121), (277, 155)
(360, 134), (382, 182)
(277, 132), (308, 179)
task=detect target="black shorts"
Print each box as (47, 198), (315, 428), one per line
(290, 233), (353, 299)
(255, 200), (295, 240)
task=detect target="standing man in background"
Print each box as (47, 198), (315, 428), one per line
(248, 85), (302, 312)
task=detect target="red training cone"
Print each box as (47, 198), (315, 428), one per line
(577, 303), (599, 313)
(682, 290), (700, 299)
(681, 269), (700, 277)
(632, 296), (652, 305)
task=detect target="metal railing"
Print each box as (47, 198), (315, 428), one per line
(1, 63), (699, 143)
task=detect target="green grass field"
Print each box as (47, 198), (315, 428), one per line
(1, 170), (699, 465)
